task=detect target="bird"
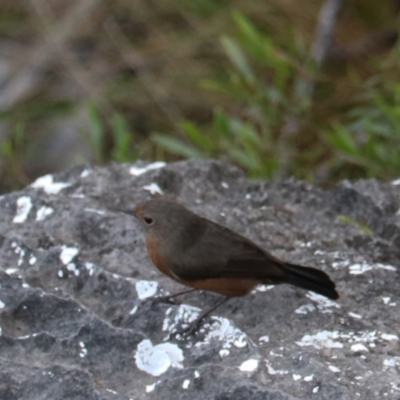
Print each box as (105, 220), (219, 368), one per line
(115, 198), (338, 333)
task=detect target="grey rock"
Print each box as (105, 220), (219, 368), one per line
(0, 159), (399, 400)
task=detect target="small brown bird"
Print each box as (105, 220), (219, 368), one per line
(118, 199), (338, 331)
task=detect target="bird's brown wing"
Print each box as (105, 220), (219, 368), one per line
(169, 218), (285, 281)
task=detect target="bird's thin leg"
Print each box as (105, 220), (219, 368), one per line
(146, 288), (198, 304)
(178, 296), (230, 336)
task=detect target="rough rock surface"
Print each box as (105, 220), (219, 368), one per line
(0, 159), (399, 400)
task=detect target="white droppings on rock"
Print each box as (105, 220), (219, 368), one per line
(35, 206), (54, 221)
(143, 183), (163, 195)
(265, 362), (288, 375)
(29, 255), (37, 265)
(66, 263), (80, 276)
(351, 343), (369, 352)
(130, 162), (166, 176)
(194, 371), (200, 379)
(84, 208), (106, 215)
(199, 316), (248, 354)
(313, 386), (319, 393)
(85, 262), (95, 275)
(348, 312), (362, 319)
(296, 330), (344, 349)
(376, 263), (397, 271)
(129, 305), (138, 315)
(381, 333), (398, 341)
(295, 303), (316, 314)
(135, 280), (158, 300)
(58, 270), (64, 278)
(145, 383), (156, 393)
(59, 246), (79, 265)
(328, 365), (341, 373)
(80, 169), (91, 178)
(349, 263), (373, 275)
(306, 292), (340, 313)
(5, 268), (18, 275)
(304, 374), (313, 382)
(221, 182), (229, 189)
(31, 174), (71, 194)
(255, 285), (274, 292)
(0, 300), (5, 309)
(79, 341), (88, 358)
(292, 374), (301, 381)
(331, 260), (350, 269)
(162, 304), (200, 333)
(13, 196), (32, 223)
(383, 357), (400, 367)
(219, 349), (230, 357)
(134, 339), (184, 377)
(182, 379), (190, 389)
(239, 359), (258, 372)
(259, 335), (269, 344)
(391, 178), (400, 185)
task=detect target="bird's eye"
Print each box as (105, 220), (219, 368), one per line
(144, 217), (154, 225)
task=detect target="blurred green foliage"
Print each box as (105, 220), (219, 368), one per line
(0, 1), (399, 193)
(152, 11), (400, 182)
(86, 103), (137, 164)
(153, 12), (309, 178)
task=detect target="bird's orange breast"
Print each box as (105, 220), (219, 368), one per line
(145, 236), (178, 281)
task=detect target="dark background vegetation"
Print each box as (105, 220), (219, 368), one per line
(0, 0), (399, 193)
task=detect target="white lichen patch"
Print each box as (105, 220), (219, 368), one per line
(85, 262), (95, 276)
(80, 169), (91, 178)
(11, 241), (25, 266)
(135, 280), (158, 300)
(305, 292), (340, 313)
(31, 174), (71, 194)
(239, 359), (258, 372)
(292, 374), (301, 381)
(255, 285), (274, 292)
(304, 375), (314, 382)
(162, 304), (201, 333)
(182, 379), (190, 389)
(296, 329), (398, 352)
(134, 339), (183, 377)
(328, 365), (341, 373)
(129, 161), (166, 176)
(79, 341), (88, 358)
(59, 246), (79, 265)
(143, 183), (163, 195)
(259, 335), (269, 344)
(381, 333), (398, 341)
(35, 206), (54, 221)
(13, 196), (32, 223)
(295, 303), (316, 315)
(349, 262), (397, 275)
(66, 263), (80, 276)
(5, 268), (18, 275)
(296, 330), (344, 349)
(348, 312), (362, 319)
(197, 315), (248, 356)
(265, 361), (288, 375)
(383, 357), (400, 368)
(351, 343), (369, 352)
(84, 208), (106, 215)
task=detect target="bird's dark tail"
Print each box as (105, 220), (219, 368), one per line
(282, 263), (339, 300)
